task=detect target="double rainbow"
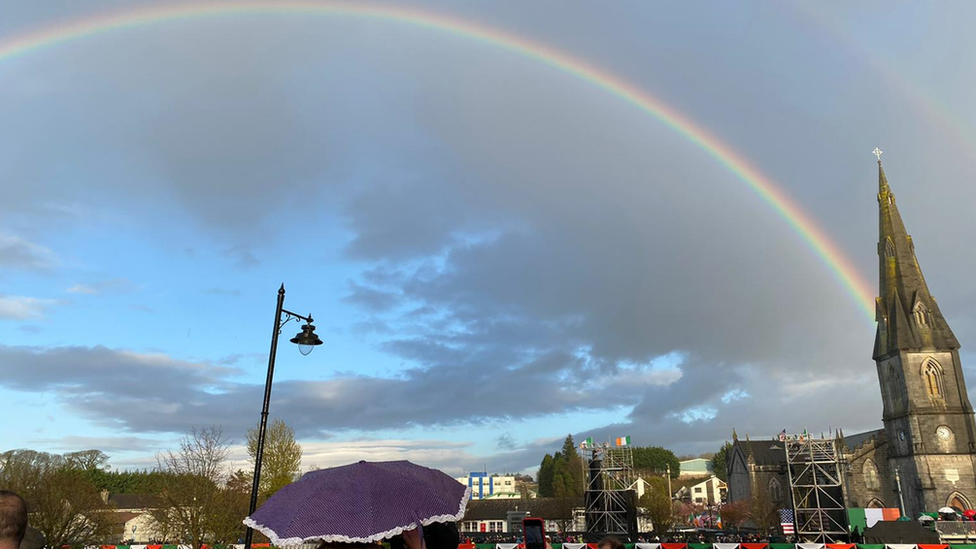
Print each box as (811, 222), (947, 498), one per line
(0, 1), (876, 320)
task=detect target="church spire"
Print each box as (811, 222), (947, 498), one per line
(873, 150), (959, 359)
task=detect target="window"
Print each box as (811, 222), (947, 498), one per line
(694, 487), (703, 493)
(883, 237), (896, 258)
(914, 302), (931, 326)
(923, 358), (944, 398)
(768, 477), (783, 503)
(948, 493), (971, 512)
(863, 460), (880, 490)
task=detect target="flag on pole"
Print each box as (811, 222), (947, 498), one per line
(615, 436), (631, 446)
(779, 509), (795, 535)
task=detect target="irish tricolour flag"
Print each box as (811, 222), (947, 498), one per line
(615, 436), (631, 446)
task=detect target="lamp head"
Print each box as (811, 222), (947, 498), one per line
(290, 321), (323, 355)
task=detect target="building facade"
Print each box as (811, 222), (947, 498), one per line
(728, 159), (976, 518)
(456, 472), (520, 499)
(679, 458), (715, 478)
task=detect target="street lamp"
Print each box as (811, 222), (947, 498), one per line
(244, 284), (322, 549)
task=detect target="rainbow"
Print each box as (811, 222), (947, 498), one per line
(0, 1), (876, 320)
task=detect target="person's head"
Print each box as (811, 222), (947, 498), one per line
(597, 535), (625, 549)
(0, 492), (28, 549)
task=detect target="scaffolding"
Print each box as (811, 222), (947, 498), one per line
(784, 437), (849, 543)
(582, 443), (635, 538)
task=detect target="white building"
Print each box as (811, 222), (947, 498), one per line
(681, 476), (726, 505)
(105, 493), (163, 543)
(455, 472), (519, 499)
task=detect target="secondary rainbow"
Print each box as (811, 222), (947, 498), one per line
(0, 1), (877, 320)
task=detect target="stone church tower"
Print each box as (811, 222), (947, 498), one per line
(873, 156), (976, 516)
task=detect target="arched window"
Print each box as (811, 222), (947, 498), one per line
(914, 302), (931, 326)
(768, 477), (783, 503)
(884, 237), (896, 258)
(922, 358), (945, 398)
(866, 498), (885, 508)
(863, 460), (880, 490)
(948, 492), (971, 513)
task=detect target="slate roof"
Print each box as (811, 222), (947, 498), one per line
(108, 494), (161, 510)
(733, 440), (786, 466)
(842, 429), (884, 451)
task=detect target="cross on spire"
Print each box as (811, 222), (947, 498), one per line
(873, 147), (884, 162)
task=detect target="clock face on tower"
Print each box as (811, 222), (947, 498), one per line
(938, 426), (953, 441)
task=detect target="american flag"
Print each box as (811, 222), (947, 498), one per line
(779, 509), (795, 535)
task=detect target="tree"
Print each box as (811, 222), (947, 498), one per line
(558, 435), (584, 497)
(0, 449), (115, 546)
(639, 477), (676, 535)
(719, 500), (749, 531)
(711, 443), (731, 482)
(152, 426), (246, 549)
(538, 454), (555, 497)
(65, 450), (110, 471)
(632, 446), (680, 478)
(749, 481), (779, 534)
(246, 419), (303, 500)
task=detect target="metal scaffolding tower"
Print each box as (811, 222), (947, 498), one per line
(784, 437), (849, 543)
(583, 443), (635, 538)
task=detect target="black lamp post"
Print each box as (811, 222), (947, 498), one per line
(244, 284), (322, 549)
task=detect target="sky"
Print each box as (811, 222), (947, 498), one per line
(3, 0), (976, 476)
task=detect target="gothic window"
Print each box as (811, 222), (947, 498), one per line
(863, 460), (880, 490)
(883, 237), (896, 258)
(768, 477), (783, 503)
(948, 493), (971, 513)
(922, 358), (945, 398)
(866, 498), (885, 508)
(914, 302), (931, 326)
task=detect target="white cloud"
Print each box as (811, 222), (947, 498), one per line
(0, 296), (57, 320)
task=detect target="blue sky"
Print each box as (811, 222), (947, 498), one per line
(4, 0), (976, 475)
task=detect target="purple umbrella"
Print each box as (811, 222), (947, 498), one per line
(243, 460), (471, 545)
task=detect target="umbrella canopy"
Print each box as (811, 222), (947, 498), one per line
(918, 514), (935, 522)
(244, 460), (471, 545)
(19, 526), (45, 549)
(964, 509), (976, 518)
(939, 507), (958, 514)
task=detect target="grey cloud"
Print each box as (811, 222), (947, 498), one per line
(0, 344), (672, 440)
(344, 281), (402, 311)
(0, 235), (58, 271)
(222, 247), (260, 270)
(32, 435), (167, 454)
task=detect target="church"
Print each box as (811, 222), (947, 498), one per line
(728, 155), (976, 518)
